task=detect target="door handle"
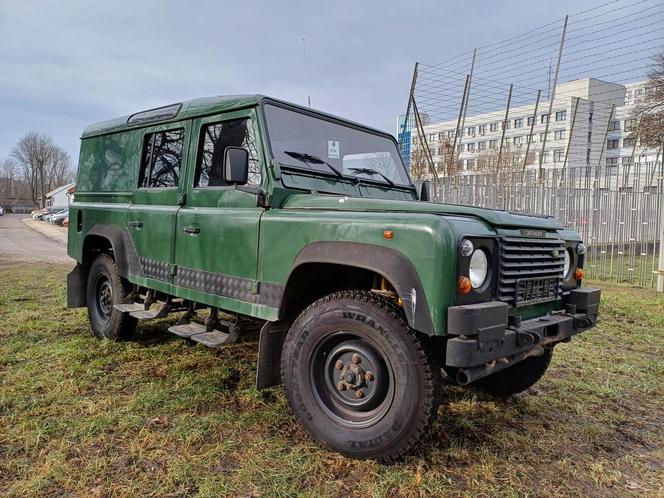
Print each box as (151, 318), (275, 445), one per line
(181, 226), (200, 234)
(129, 220), (143, 228)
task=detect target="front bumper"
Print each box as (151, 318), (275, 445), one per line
(445, 288), (600, 370)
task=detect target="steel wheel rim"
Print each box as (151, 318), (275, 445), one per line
(94, 275), (113, 322)
(310, 331), (394, 428)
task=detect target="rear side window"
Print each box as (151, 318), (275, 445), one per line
(138, 129), (184, 188)
(195, 118), (261, 187)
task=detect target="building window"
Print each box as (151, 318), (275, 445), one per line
(514, 118), (523, 128)
(138, 128), (185, 188)
(457, 145), (463, 153)
(467, 142), (475, 152)
(623, 138), (634, 148)
(625, 90), (632, 99)
(553, 149), (564, 163)
(634, 88), (643, 97)
(621, 157), (631, 165)
(540, 150), (550, 163)
(540, 132), (547, 141)
(447, 130), (455, 139)
(489, 139), (497, 149)
(196, 118), (261, 187)
(478, 141), (486, 151)
(555, 110), (567, 121)
(609, 120), (620, 131)
(541, 114), (549, 124)
(607, 139), (619, 149)
(478, 124), (486, 136)
(554, 130), (566, 140)
(624, 119), (637, 132)
(466, 126), (475, 137)
(513, 136), (522, 145)
(489, 122), (498, 132)
(466, 158), (475, 169)
(502, 120), (511, 130)
(429, 133), (437, 142)
(527, 116), (534, 126)
(606, 158), (618, 166)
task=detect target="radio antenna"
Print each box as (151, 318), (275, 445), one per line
(302, 37), (311, 108)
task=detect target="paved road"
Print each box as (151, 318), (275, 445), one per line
(0, 214), (72, 264)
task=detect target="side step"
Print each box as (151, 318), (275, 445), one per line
(168, 322), (239, 348)
(114, 301), (187, 321)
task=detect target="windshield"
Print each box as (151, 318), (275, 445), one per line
(263, 104), (412, 187)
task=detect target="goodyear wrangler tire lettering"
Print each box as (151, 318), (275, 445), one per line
(280, 290), (440, 462)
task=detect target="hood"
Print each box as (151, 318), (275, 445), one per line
(280, 194), (564, 230)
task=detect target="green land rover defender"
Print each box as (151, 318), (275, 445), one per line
(67, 95), (600, 460)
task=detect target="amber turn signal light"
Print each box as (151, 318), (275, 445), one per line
(574, 268), (585, 281)
(383, 230), (394, 239)
(458, 276), (472, 294)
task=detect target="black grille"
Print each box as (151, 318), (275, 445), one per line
(498, 236), (565, 306)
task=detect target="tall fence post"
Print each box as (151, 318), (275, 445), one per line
(398, 63), (418, 156)
(538, 15), (568, 179)
(449, 74), (471, 176)
(523, 90), (542, 173)
(497, 84), (513, 172)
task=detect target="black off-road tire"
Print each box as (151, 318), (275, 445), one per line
(86, 253), (137, 340)
(281, 290), (440, 461)
(472, 348), (554, 397)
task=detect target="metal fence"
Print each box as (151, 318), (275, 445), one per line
(436, 162), (663, 287)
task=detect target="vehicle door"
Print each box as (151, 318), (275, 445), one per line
(174, 109), (264, 311)
(128, 122), (191, 287)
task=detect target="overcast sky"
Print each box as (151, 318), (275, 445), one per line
(0, 0), (602, 165)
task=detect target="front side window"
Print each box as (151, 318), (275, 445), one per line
(555, 111), (567, 121)
(195, 118), (261, 187)
(139, 129), (184, 188)
(264, 104), (410, 186)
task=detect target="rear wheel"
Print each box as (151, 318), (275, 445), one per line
(472, 348), (553, 396)
(86, 253), (137, 340)
(281, 291), (440, 461)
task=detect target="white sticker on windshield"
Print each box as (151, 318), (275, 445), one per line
(328, 140), (340, 159)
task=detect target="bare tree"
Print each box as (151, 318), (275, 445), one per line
(408, 143), (432, 180)
(474, 145), (531, 174)
(11, 132), (73, 207)
(630, 50), (664, 150)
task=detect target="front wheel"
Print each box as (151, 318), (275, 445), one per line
(281, 291), (440, 461)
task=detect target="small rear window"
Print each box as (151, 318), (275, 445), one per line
(127, 104), (182, 125)
(138, 129), (184, 188)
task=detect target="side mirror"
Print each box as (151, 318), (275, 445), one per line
(223, 146), (249, 185)
(419, 180), (431, 201)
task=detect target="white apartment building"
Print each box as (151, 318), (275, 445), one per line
(405, 78), (660, 175)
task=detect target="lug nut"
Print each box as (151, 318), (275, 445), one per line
(355, 389), (364, 399)
(335, 361), (343, 370)
(365, 371), (374, 382)
(337, 381), (346, 391)
(351, 354), (360, 364)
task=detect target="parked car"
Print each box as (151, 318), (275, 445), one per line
(49, 209), (69, 225)
(62, 215), (69, 228)
(42, 207), (67, 222)
(67, 95), (600, 461)
(33, 206), (60, 220)
(0, 206), (5, 216)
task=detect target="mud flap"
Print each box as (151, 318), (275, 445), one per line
(67, 264), (88, 308)
(255, 320), (290, 389)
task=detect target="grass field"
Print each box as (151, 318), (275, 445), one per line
(0, 259), (663, 497)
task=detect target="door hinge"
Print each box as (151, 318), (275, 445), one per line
(177, 193), (186, 205)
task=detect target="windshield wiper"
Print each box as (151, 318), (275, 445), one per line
(347, 167), (395, 186)
(284, 151), (343, 178)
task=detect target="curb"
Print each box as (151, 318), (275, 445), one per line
(22, 218), (68, 245)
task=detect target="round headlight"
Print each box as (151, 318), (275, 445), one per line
(460, 239), (474, 257)
(563, 248), (572, 278)
(469, 249), (489, 288)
